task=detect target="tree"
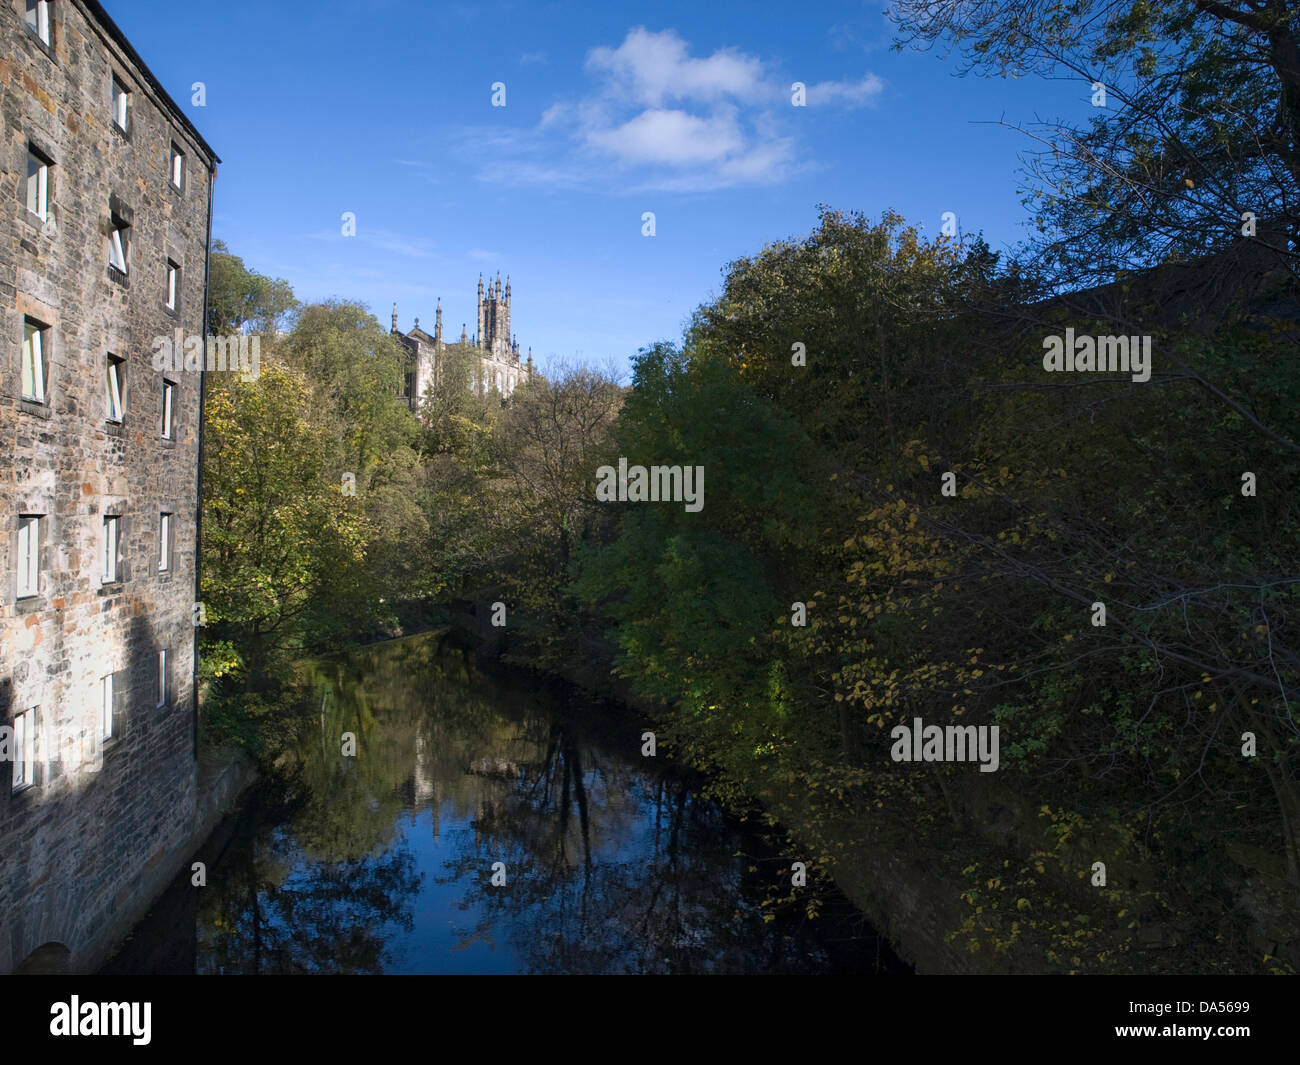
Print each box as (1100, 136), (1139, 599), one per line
(890, 1), (1299, 286)
(489, 362), (624, 667)
(201, 360), (369, 688)
(207, 240), (297, 335)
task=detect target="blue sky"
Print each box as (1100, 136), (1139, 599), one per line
(107, 0), (1089, 378)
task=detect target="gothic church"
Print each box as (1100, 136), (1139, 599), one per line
(392, 273), (535, 411)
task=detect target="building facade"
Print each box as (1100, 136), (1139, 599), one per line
(392, 272), (535, 412)
(0, 0), (218, 973)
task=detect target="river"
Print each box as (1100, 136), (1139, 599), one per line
(103, 631), (909, 974)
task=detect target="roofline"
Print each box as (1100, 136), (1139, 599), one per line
(80, 0), (221, 165)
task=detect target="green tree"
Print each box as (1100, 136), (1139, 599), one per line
(207, 239), (297, 335)
(201, 360), (369, 690)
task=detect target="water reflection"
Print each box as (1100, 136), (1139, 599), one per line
(106, 633), (907, 975)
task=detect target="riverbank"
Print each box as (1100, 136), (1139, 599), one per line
(447, 611), (1287, 974)
(86, 747), (257, 973)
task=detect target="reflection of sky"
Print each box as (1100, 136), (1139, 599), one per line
(387, 804), (522, 975)
(378, 766), (736, 974)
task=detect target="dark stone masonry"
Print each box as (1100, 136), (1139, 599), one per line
(0, 0), (218, 973)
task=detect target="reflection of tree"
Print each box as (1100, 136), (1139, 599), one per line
(195, 800), (421, 974)
(434, 687), (883, 973)
(172, 632), (904, 974)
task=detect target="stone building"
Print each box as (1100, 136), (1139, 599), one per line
(0, 0), (218, 973)
(391, 272), (536, 412)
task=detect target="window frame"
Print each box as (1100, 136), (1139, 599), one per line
(169, 143), (184, 191)
(21, 318), (48, 404)
(158, 512), (172, 572)
(102, 514), (120, 584)
(157, 649), (168, 707)
(25, 0), (51, 46)
(106, 354), (125, 423)
(165, 260), (179, 311)
(11, 706), (37, 792)
(26, 145), (51, 220)
(109, 218), (129, 273)
(111, 75), (129, 133)
(100, 674), (114, 741)
(161, 379), (176, 439)
(16, 515), (41, 599)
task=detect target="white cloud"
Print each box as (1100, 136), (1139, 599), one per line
(805, 73), (884, 107)
(467, 26), (879, 193)
(585, 27), (768, 107)
(585, 108), (745, 165)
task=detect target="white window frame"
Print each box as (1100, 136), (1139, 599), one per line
(161, 380), (175, 439)
(100, 674), (114, 740)
(102, 515), (119, 583)
(111, 76), (129, 132)
(25, 1), (50, 45)
(22, 319), (46, 403)
(17, 515), (40, 599)
(12, 707), (36, 791)
(106, 355), (124, 422)
(169, 144), (184, 189)
(159, 513), (171, 571)
(109, 221), (128, 273)
(157, 649), (168, 706)
(26, 148), (49, 220)
(166, 261), (178, 310)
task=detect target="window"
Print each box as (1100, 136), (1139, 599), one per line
(157, 649), (168, 706)
(26, 146), (50, 220)
(22, 318), (47, 403)
(12, 707), (36, 792)
(166, 260), (179, 310)
(16, 515), (40, 599)
(100, 674), (114, 740)
(169, 144), (184, 190)
(102, 515), (119, 583)
(161, 379), (175, 439)
(106, 354), (124, 422)
(159, 512), (172, 572)
(25, 1), (50, 45)
(109, 215), (129, 273)
(111, 76), (129, 132)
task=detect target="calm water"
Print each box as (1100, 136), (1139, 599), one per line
(105, 632), (908, 975)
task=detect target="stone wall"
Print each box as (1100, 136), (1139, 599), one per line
(0, 0), (217, 974)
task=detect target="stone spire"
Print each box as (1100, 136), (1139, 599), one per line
(476, 276), (486, 352)
(503, 276), (511, 345)
(434, 298), (442, 343)
(391, 303), (398, 333)
(460, 322), (468, 344)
